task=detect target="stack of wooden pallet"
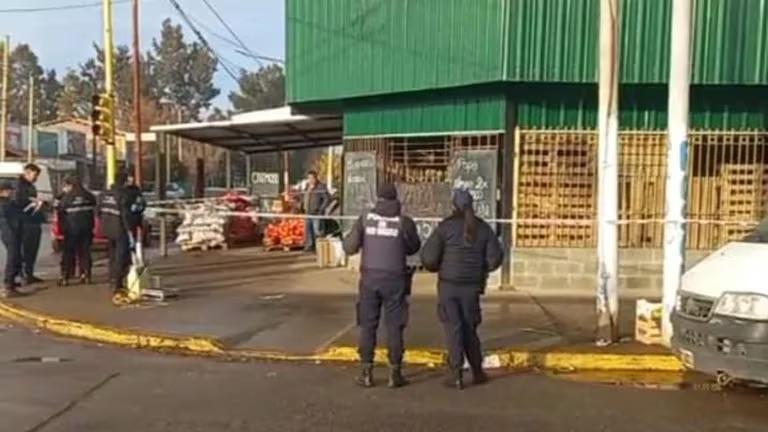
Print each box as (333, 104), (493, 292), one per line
(718, 164), (768, 243)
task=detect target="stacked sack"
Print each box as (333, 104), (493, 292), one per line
(175, 202), (229, 251)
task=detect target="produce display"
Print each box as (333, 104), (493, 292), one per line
(220, 192), (259, 243)
(263, 218), (305, 249)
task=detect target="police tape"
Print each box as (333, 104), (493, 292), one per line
(145, 206), (765, 227)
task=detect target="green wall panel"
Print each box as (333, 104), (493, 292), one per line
(343, 94), (506, 137)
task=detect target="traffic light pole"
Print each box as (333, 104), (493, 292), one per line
(103, 0), (117, 187)
(0, 36), (9, 163)
(132, 0), (143, 186)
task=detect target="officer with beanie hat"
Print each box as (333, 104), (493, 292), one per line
(343, 181), (421, 388)
(420, 188), (504, 390)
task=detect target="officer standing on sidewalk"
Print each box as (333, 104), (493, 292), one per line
(99, 173), (140, 298)
(57, 177), (97, 286)
(13, 163), (45, 285)
(420, 188), (504, 390)
(0, 182), (23, 297)
(343, 182), (421, 388)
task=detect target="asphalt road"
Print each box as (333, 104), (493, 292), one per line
(1, 323), (767, 432)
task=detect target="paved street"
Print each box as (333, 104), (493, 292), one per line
(2, 322), (767, 432)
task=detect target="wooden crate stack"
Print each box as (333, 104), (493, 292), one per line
(516, 137), (596, 247)
(718, 164), (767, 243)
(687, 177), (721, 250)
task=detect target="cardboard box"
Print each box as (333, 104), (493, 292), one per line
(316, 237), (345, 268)
(635, 299), (663, 345)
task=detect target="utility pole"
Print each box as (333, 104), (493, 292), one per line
(0, 36), (9, 162)
(596, 0), (620, 346)
(103, 0), (117, 186)
(662, 0), (692, 347)
(132, 0), (143, 185)
(27, 74), (35, 163)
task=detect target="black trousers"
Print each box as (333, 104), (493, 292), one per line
(437, 283), (484, 372)
(357, 277), (409, 366)
(1, 228), (21, 285)
(61, 230), (93, 279)
(21, 223), (41, 278)
(107, 236), (131, 290)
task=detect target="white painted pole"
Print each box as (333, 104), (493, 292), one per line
(662, 0), (692, 347)
(596, 0), (620, 346)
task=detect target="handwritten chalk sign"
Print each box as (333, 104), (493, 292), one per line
(450, 149), (497, 221)
(250, 171), (281, 197)
(397, 182), (452, 266)
(342, 151), (377, 229)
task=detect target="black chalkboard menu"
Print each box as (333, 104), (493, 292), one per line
(397, 182), (452, 267)
(450, 149), (498, 221)
(250, 171), (281, 197)
(342, 151), (377, 228)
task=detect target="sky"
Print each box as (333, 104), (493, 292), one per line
(0, 0), (285, 108)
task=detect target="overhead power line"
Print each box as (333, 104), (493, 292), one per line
(0, 0), (130, 13)
(186, 14), (283, 65)
(199, 0), (264, 68)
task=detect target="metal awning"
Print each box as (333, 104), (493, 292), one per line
(150, 106), (341, 154)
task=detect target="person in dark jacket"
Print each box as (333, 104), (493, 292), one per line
(13, 163), (45, 284)
(57, 177), (97, 286)
(0, 181), (23, 297)
(99, 173), (142, 296)
(420, 188), (504, 390)
(343, 182), (421, 388)
(303, 171), (330, 253)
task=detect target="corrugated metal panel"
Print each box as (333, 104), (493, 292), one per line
(287, 0), (505, 103)
(516, 84), (768, 130)
(343, 94), (506, 137)
(506, 0), (768, 84)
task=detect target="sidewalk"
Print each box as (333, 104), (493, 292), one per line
(0, 246), (680, 371)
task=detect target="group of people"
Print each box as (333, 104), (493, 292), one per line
(343, 182), (504, 390)
(0, 164), (145, 300)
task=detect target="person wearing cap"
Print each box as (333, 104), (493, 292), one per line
(420, 188), (504, 390)
(342, 182), (421, 388)
(98, 172), (142, 298)
(13, 163), (45, 285)
(57, 177), (97, 286)
(0, 181), (23, 297)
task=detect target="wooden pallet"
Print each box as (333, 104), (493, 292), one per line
(264, 244), (304, 252)
(181, 242), (229, 252)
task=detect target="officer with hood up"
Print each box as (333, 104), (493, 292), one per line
(420, 188), (504, 390)
(342, 182), (421, 388)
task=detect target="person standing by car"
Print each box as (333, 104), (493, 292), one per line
(57, 177), (97, 286)
(13, 163), (45, 285)
(343, 182), (421, 388)
(0, 182), (23, 297)
(99, 173), (143, 298)
(303, 170), (330, 253)
(420, 188), (504, 390)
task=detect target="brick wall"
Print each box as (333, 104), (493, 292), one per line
(511, 248), (711, 292)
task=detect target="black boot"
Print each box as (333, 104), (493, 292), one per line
(57, 278), (69, 287)
(79, 274), (92, 285)
(388, 366), (408, 389)
(443, 370), (464, 390)
(25, 275), (43, 285)
(471, 367), (489, 386)
(355, 364), (374, 388)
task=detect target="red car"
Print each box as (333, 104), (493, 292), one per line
(51, 211), (108, 254)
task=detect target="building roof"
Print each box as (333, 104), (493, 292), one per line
(149, 106), (342, 154)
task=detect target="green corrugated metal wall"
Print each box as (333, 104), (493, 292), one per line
(343, 94), (506, 137)
(287, 0), (505, 103)
(516, 84), (768, 130)
(288, 0), (768, 103)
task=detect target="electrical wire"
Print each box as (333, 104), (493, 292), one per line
(0, 0), (129, 13)
(199, 0), (264, 68)
(186, 14), (284, 65)
(165, 0), (242, 83)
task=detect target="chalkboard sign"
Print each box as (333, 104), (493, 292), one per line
(342, 151), (377, 227)
(450, 149), (498, 221)
(250, 171), (281, 197)
(397, 182), (452, 267)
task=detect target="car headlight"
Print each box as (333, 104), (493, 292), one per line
(714, 293), (768, 320)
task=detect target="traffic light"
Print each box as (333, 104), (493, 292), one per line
(91, 93), (114, 144)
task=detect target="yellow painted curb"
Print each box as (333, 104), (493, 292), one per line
(0, 301), (683, 372)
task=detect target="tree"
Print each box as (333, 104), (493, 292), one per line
(149, 19), (220, 121)
(228, 64), (285, 113)
(1, 43), (60, 124)
(57, 69), (89, 119)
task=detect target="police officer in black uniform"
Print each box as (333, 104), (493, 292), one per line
(343, 182), (421, 388)
(420, 188), (504, 390)
(0, 181), (23, 297)
(99, 173), (143, 296)
(13, 163), (45, 285)
(57, 177), (97, 286)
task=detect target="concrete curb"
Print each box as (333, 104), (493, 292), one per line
(0, 301), (684, 372)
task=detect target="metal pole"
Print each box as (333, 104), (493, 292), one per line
(326, 146), (333, 189)
(225, 150), (232, 189)
(662, 0), (692, 347)
(103, 0), (117, 187)
(0, 36), (9, 162)
(596, 0), (620, 346)
(132, 0), (143, 185)
(27, 74), (34, 163)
